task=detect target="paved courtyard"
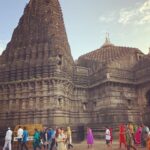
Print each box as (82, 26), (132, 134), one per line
(0, 140), (146, 150)
(74, 140), (146, 150)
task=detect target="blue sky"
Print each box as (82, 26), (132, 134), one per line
(0, 0), (150, 59)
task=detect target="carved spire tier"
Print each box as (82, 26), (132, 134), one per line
(0, 0), (74, 65)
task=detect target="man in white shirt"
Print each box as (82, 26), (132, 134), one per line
(3, 127), (13, 150)
(105, 126), (111, 147)
(17, 126), (23, 150)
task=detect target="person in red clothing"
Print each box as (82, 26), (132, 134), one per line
(119, 124), (126, 149)
(109, 128), (113, 144)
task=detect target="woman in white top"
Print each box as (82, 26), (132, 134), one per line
(55, 128), (67, 150)
(67, 126), (73, 149)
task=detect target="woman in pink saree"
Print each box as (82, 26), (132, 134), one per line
(86, 127), (94, 148)
(135, 125), (142, 145)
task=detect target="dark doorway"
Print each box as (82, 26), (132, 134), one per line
(77, 126), (85, 141)
(146, 90), (150, 106)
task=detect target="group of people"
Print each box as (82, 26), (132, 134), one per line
(86, 123), (150, 149)
(119, 123), (150, 150)
(3, 126), (73, 150)
(3, 126), (29, 150)
(33, 126), (73, 150)
(3, 123), (150, 150)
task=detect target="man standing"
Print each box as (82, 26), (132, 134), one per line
(33, 128), (41, 150)
(3, 127), (13, 150)
(105, 126), (111, 148)
(50, 128), (56, 150)
(47, 128), (52, 150)
(41, 127), (48, 150)
(21, 127), (29, 150)
(17, 126), (23, 150)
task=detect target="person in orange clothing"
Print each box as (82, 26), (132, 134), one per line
(119, 124), (126, 149)
(147, 132), (150, 150)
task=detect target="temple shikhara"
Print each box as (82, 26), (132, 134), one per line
(0, 0), (150, 132)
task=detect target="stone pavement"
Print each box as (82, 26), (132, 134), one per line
(74, 140), (146, 150)
(0, 140), (146, 150)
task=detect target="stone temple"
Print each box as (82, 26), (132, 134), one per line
(0, 0), (150, 132)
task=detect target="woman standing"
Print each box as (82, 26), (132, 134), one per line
(86, 127), (94, 148)
(67, 126), (73, 149)
(55, 128), (67, 150)
(119, 124), (126, 149)
(135, 125), (142, 145)
(125, 125), (137, 150)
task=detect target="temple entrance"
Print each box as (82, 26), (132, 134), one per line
(145, 90), (150, 106)
(77, 126), (85, 141)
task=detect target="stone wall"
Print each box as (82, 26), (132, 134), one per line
(137, 82), (150, 126)
(87, 82), (141, 128)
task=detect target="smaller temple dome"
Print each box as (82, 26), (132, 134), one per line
(77, 35), (143, 68)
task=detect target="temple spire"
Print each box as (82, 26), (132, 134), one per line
(1, 0), (74, 64)
(105, 32), (110, 44)
(101, 33), (114, 48)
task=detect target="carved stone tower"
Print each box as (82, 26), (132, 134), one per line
(0, 0), (74, 128)
(0, 0), (74, 68)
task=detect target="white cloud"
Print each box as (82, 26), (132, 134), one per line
(139, 0), (150, 12)
(118, 0), (150, 25)
(138, 14), (150, 24)
(98, 0), (150, 25)
(118, 9), (137, 25)
(99, 13), (115, 23)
